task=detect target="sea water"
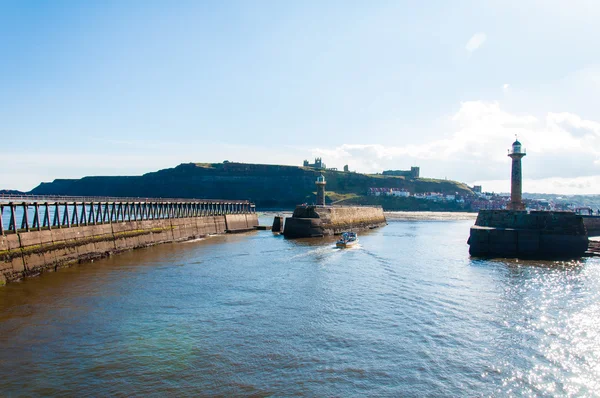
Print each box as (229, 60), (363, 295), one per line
(0, 213), (599, 396)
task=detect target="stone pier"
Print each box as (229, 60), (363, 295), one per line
(468, 210), (588, 258)
(0, 197), (258, 285)
(283, 205), (386, 238)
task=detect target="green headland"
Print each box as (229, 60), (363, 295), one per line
(29, 162), (473, 210)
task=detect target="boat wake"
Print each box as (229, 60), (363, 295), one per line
(289, 245), (338, 260)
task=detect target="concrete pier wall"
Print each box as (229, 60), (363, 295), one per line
(582, 216), (600, 236)
(224, 214), (259, 232)
(271, 216), (284, 233)
(0, 213), (258, 285)
(468, 210), (588, 258)
(283, 205), (386, 238)
(283, 217), (324, 238)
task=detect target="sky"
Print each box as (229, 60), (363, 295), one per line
(2, 0), (600, 194)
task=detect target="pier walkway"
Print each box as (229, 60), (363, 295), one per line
(0, 195), (254, 235)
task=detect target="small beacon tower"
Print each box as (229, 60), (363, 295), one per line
(507, 138), (526, 211)
(316, 173), (326, 206)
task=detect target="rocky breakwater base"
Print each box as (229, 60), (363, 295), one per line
(283, 205), (387, 238)
(468, 210), (588, 259)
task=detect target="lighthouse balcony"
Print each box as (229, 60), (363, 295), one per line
(508, 147), (526, 155)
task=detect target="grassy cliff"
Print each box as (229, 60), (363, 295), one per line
(30, 162), (473, 208)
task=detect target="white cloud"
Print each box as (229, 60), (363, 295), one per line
(6, 102), (600, 195)
(465, 32), (487, 53)
(311, 101), (600, 194)
(503, 83), (510, 92)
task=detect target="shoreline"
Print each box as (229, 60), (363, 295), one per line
(385, 211), (477, 221)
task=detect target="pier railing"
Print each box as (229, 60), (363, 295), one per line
(0, 194), (247, 204)
(0, 199), (255, 235)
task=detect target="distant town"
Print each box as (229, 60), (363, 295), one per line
(366, 186), (579, 212)
(301, 157), (592, 212)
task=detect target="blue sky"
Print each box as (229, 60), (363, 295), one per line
(3, 0), (600, 193)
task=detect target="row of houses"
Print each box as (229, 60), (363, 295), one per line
(367, 186), (583, 212)
(468, 195), (571, 212)
(368, 187), (410, 197)
(367, 188), (458, 202)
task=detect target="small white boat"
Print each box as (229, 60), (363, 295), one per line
(336, 231), (358, 248)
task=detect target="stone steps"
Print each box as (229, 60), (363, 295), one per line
(584, 240), (600, 257)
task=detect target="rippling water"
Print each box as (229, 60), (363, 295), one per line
(1, 214), (599, 396)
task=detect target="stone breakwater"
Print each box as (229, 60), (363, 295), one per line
(1, 213), (258, 285)
(468, 210), (588, 259)
(283, 205), (387, 238)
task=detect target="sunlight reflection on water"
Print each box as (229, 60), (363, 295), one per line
(0, 217), (599, 396)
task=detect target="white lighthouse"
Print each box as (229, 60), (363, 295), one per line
(316, 174), (326, 206)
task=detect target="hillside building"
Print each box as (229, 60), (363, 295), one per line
(382, 167), (420, 179)
(303, 158), (326, 169)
